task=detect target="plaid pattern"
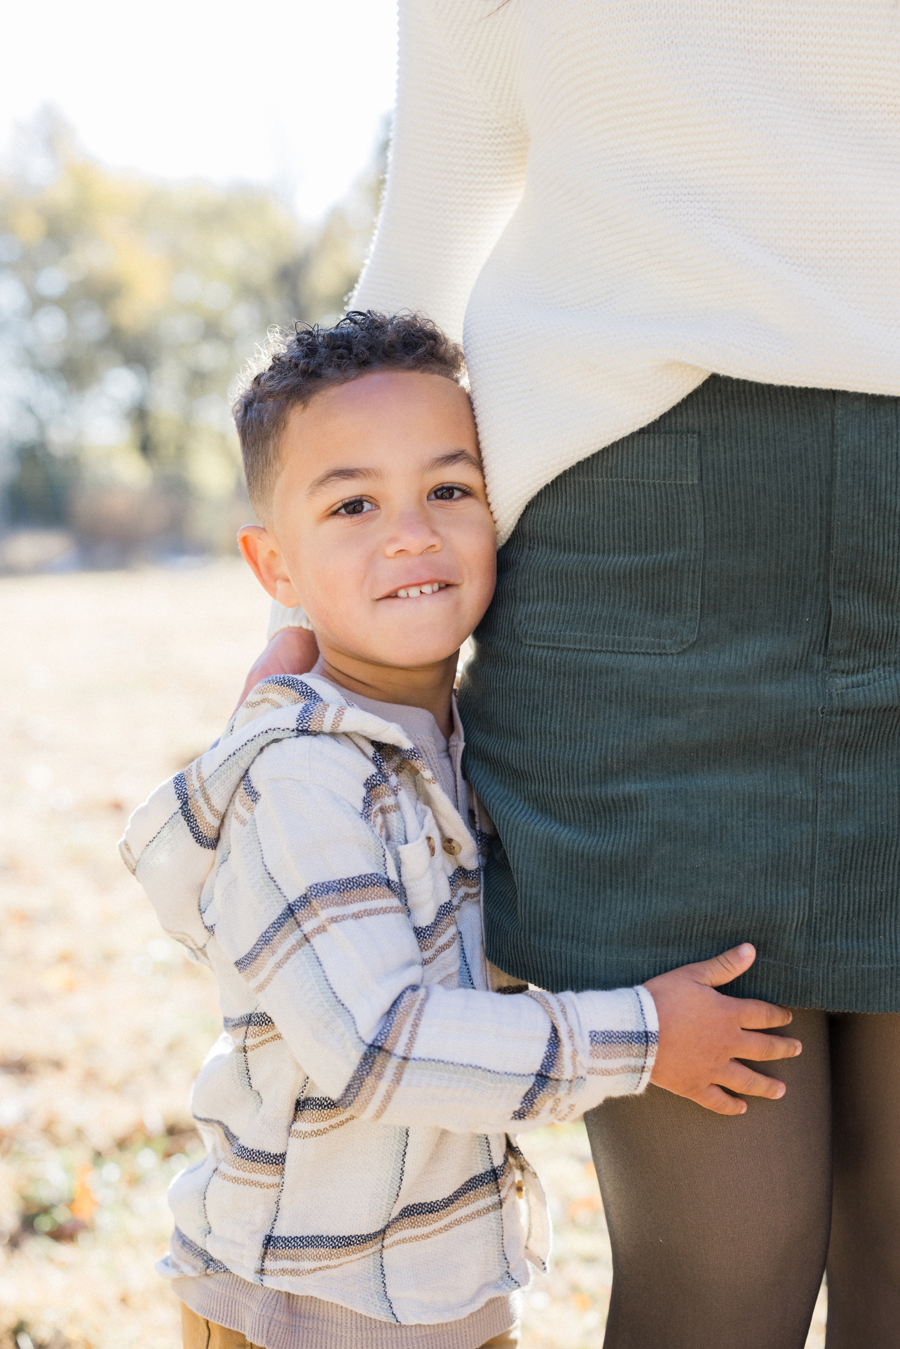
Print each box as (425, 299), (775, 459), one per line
(121, 676), (657, 1325)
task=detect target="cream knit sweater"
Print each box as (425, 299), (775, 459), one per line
(349, 0), (900, 546)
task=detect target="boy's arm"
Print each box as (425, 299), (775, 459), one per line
(210, 746), (801, 1130)
(210, 744), (655, 1133)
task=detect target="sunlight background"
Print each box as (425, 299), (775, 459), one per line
(0, 0), (397, 571)
(1, 0), (397, 222)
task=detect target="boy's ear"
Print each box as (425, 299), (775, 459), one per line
(237, 525), (302, 607)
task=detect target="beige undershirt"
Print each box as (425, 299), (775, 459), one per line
(343, 682), (464, 813)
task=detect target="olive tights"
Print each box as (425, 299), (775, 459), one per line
(584, 1010), (900, 1348)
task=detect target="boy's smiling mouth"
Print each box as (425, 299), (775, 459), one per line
(381, 581), (452, 600)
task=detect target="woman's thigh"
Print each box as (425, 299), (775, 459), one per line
(583, 1009), (831, 1349)
(826, 1011), (900, 1349)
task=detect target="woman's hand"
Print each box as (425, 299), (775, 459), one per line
(644, 943), (802, 1116)
(236, 627), (319, 709)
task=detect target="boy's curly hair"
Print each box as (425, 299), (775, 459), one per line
(233, 310), (465, 514)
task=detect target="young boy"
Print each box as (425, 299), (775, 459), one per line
(121, 312), (800, 1349)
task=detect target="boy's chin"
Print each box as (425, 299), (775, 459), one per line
(364, 644), (461, 671)
(328, 628), (463, 672)
(380, 622), (468, 665)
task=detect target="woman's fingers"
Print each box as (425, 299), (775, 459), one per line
(738, 1030), (802, 1062)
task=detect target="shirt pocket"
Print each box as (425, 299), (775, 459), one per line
(397, 810), (460, 987)
(510, 432), (702, 654)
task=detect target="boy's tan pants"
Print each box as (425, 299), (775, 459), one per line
(181, 1303), (519, 1348)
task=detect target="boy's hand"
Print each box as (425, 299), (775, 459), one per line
(236, 628), (319, 709)
(644, 943), (801, 1116)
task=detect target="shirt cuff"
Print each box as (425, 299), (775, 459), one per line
(573, 983), (659, 1110)
(268, 600), (314, 639)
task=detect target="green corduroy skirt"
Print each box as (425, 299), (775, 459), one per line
(460, 375), (900, 1011)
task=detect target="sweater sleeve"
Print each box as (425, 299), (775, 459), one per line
(207, 743), (657, 1135)
(268, 599), (313, 638)
(352, 0), (528, 344)
(265, 5), (527, 638)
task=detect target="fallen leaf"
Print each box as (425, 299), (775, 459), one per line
(69, 1168), (98, 1226)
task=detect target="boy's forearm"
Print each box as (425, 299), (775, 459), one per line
(211, 750), (658, 1139)
(346, 983), (658, 1133)
(219, 907), (657, 1134)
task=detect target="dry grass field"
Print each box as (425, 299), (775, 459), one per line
(0, 562), (826, 1348)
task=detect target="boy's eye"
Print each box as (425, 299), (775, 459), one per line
(333, 497), (375, 516)
(429, 484), (470, 502)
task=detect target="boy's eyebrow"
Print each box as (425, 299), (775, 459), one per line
(307, 449), (482, 497)
(427, 449), (483, 473)
(306, 465), (380, 496)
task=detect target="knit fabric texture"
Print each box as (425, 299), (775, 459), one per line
(351, 0), (900, 545)
(175, 1277), (518, 1349)
(120, 675), (657, 1324)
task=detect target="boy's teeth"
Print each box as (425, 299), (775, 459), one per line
(393, 583), (445, 598)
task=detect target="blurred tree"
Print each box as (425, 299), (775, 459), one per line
(0, 108), (384, 560)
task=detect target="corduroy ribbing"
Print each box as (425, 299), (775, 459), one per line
(460, 377), (900, 1012)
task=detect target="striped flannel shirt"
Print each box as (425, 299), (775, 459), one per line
(120, 675), (658, 1326)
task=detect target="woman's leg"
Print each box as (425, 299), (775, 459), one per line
(584, 1009), (831, 1349)
(825, 1011), (900, 1349)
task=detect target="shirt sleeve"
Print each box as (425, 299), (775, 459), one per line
(351, 0), (529, 344)
(268, 600), (313, 638)
(207, 741), (657, 1135)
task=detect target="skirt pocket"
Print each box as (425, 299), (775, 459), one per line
(510, 431), (703, 654)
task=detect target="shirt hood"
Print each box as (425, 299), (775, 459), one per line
(119, 674), (475, 956)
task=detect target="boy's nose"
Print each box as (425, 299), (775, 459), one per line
(383, 509), (442, 556)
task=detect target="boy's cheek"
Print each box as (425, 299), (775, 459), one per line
(280, 534), (350, 616)
(470, 541), (498, 615)
(468, 579), (498, 633)
(296, 575), (366, 646)
(272, 574), (304, 608)
(272, 549), (311, 611)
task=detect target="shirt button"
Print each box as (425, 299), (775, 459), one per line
(427, 837), (436, 857)
(442, 838), (461, 856)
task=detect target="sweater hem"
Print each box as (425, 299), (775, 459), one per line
(171, 1271), (519, 1348)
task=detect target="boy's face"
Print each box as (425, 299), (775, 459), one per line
(240, 370), (496, 673)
